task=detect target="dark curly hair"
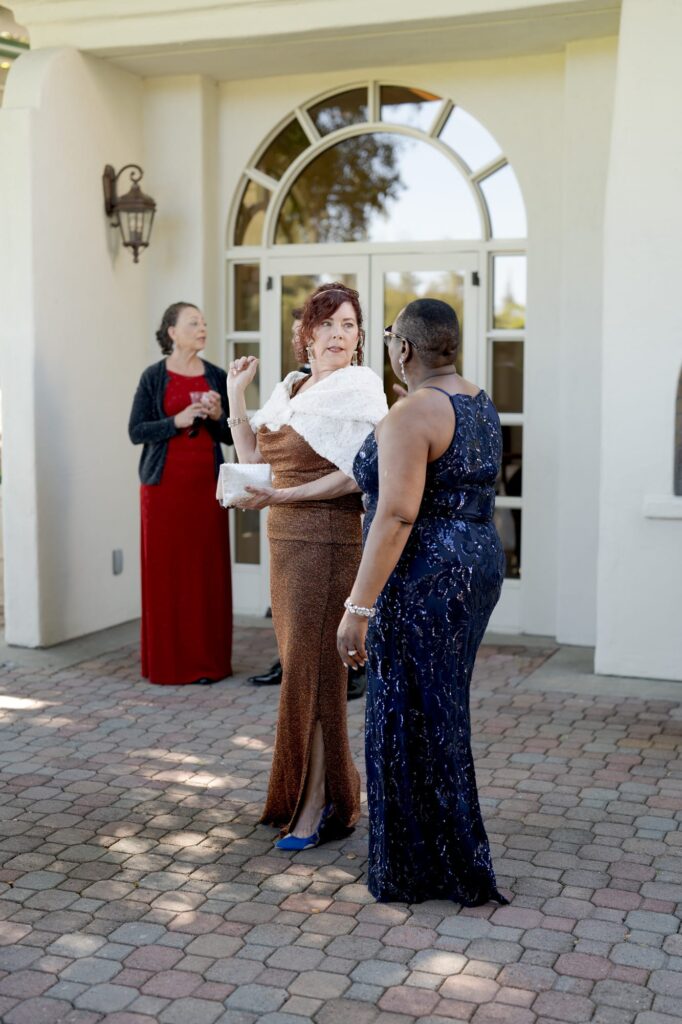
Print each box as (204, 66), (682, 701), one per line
(155, 301), (198, 355)
(294, 283), (364, 365)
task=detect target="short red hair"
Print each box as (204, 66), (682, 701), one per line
(294, 282), (365, 365)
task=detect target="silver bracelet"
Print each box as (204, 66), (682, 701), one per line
(227, 414), (249, 428)
(344, 597), (376, 618)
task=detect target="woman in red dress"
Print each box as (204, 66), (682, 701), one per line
(129, 302), (233, 684)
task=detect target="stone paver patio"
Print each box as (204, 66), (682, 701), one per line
(0, 624), (681, 1024)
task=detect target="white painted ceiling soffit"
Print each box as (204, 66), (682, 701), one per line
(5, 0), (621, 78)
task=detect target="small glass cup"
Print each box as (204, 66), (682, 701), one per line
(188, 391), (209, 436)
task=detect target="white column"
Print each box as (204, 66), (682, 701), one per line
(597, 0), (682, 680)
(143, 76), (221, 364)
(0, 48), (147, 646)
(555, 38), (617, 646)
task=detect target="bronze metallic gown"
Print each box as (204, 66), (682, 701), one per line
(257, 411), (362, 834)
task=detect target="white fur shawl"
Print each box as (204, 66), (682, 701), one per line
(250, 365), (388, 477)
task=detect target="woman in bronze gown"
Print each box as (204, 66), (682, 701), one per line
(227, 284), (387, 849)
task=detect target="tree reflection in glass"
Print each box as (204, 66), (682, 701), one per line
(256, 118), (310, 180)
(308, 88), (369, 135)
(493, 255), (526, 328)
(383, 270), (464, 404)
(275, 133), (481, 244)
(280, 273), (357, 379)
(234, 180), (270, 246)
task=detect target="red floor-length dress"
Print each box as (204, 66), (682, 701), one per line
(140, 370), (233, 684)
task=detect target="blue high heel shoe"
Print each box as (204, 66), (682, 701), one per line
(275, 804), (333, 851)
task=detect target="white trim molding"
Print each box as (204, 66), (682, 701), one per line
(643, 496), (682, 520)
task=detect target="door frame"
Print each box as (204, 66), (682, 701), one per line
(230, 248), (521, 632)
(230, 254), (370, 615)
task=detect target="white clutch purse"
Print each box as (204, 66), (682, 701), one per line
(218, 462), (272, 507)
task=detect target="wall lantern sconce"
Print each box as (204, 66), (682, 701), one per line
(102, 164), (156, 263)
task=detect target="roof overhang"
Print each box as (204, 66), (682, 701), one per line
(5, 0), (621, 79)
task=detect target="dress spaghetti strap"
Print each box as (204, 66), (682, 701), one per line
(422, 385), (453, 397)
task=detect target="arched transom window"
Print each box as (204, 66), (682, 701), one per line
(230, 84), (526, 248)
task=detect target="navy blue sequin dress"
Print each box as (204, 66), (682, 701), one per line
(353, 388), (508, 905)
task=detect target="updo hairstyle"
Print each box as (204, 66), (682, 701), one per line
(155, 302), (197, 355)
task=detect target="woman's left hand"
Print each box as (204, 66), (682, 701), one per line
(232, 485), (279, 510)
(337, 611), (368, 669)
(204, 391), (223, 420)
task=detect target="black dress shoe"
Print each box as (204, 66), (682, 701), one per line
(248, 661), (283, 686)
(194, 677), (219, 685)
(347, 667), (366, 701)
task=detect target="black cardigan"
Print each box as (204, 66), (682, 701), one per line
(128, 358), (232, 485)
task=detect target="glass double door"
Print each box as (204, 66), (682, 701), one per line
(231, 251), (510, 621)
(259, 251), (480, 418)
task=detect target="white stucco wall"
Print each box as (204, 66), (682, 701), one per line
(597, 0), (682, 681)
(0, 48), (146, 646)
(142, 75), (221, 365)
(556, 38), (617, 646)
(0, 99), (40, 644)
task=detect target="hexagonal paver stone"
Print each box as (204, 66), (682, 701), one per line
(648, 972), (682, 998)
(324, 936), (383, 960)
(437, 916), (491, 940)
(141, 969), (201, 998)
(591, 980), (654, 1012)
(555, 952), (611, 980)
(61, 956), (123, 984)
(15, 871), (66, 891)
(0, 947), (42, 971)
(124, 945), (183, 971)
(379, 986), (439, 1016)
(351, 960), (409, 987)
(315, 998), (382, 1024)
(4, 997), (82, 1024)
(625, 912), (680, 934)
(47, 933), (107, 958)
(243, 925), (300, 949)
(533, 992), (597, 1022)
(439, 975), (499, 1003)
(109, 922), (167, 946)
(226, 984), (288, 1014)
(74, 982), (138, 1012)
(185, 935), (244, 959)
(409, 950), (467, 976)
(0, 970), (53, 999)
(384, 926), (438, 950)
(289, 971), (351, 999)
(159, 997), (226, 1024)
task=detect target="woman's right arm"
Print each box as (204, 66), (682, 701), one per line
(227, 355), (265, 464)
(128, 371), (205, 444)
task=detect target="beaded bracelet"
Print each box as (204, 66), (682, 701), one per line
(227, 414), (250, 428)
(344, 597), (376, 618)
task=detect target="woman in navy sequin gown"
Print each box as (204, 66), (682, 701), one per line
(337, 298), (508, 906)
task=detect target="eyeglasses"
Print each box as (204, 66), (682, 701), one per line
(383, 325), (412, 347)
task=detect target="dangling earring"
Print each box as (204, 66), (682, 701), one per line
(354, 333), (364, 367)
(306, 345), (314, 363)
(399, 356), (408, 385)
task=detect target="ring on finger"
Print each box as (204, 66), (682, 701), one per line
(348, 649), (358, 656)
